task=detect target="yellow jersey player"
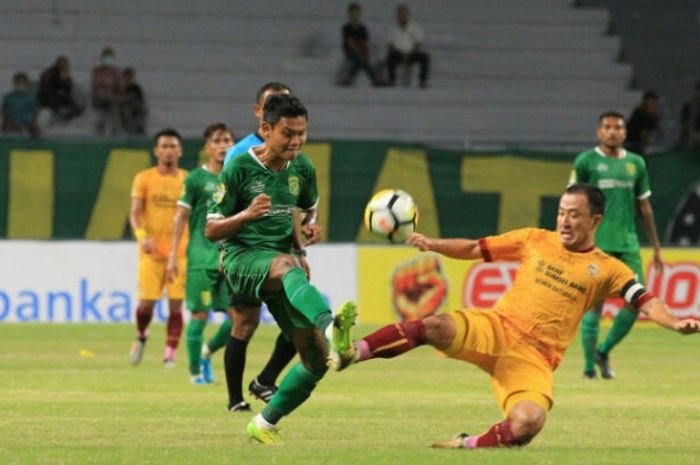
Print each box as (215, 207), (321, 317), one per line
(330, 183), (700, 449)
(129, 128), (188, 367)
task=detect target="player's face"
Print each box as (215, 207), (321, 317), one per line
(263, 116), (308, 161)
(597, 117), (626, 150)
(556, 193), (601, 251)
(153, 136), (182, 168)
(254, 89), (291, 120)
(205, 130), (234, 164)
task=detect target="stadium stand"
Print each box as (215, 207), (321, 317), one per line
(0, 0), (638, 148)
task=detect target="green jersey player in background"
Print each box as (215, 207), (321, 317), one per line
(206, 94), (356, 444)
(570, 111), (664, 379)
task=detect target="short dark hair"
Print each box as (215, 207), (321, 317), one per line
(202, 122), (233, 141)
(348, 2), (361, 13)
(255, 82), (292, 104)
(565, 183), (606, 216)
(643, 90), (659, 100)
(262, 94), (308, 126)
(598, 110), (625, 124)
(153, 127), (183, 146)
(13, 72), (28, 84)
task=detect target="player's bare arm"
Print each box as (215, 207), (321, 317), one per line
(166, 205), (190, 283)
(205, 193), (271, 242)
(407, 233), (483, 260)
(636, 197), (663, 272)
(129, 196), (155, 254)
(639, 297), (700, 334)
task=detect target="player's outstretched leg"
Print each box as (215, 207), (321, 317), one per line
(596, 307), (638, 379)
(250, 332), (297, 402)
(130, 301), (154, 365)
(327, 301), (358, 370)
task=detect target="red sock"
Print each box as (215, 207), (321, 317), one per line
(466, 420), (517, 448)
(166, 312), (183, 349)
(136, 306), (153, 336)
(362, 320), (426, 359)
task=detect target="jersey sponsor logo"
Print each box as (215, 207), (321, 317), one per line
(288, 176), (299, 196)
(204, 182), (216, 193)
(248, 180), (265, 194)
(625, 163), (636, 176)
(596, 163), (609, 172)
(598, 179), (634, 189)
(213, 183), (225, 204)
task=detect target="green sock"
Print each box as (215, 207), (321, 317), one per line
(580, 311), (600, 373)
(186, 319), (206, 375)
(282, 267), (330, 326)
(599, 308), (638, 354)
(206, 318), (232, 354)
(262, 362), (326, 424)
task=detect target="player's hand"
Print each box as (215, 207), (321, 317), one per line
(298, 254), (311, 279)
(407, 232), (434, 252)
(653, 250), (664, 274)
(675, 318), (700, 334)
(302, 224), (322, 246)
(246, 193), (272, 220)
(165, 255), (178, 283)
(140, 237), (156, 254)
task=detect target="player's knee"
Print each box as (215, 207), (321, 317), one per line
(268, 254), (298, 279)
(508, 401), (547, 442)
(422, 314), (456, 348)
(232, 318), (259, 341)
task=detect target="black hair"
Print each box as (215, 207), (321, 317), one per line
(202, 122), (233, 141)
(348, 2), (361, 13)
(13, 72), (28, 83)
(262, 94), (308, 126)
(643, 90), (659, 100)
(153, 127), (183, 147)
(598, 110), (625, 124)
(255, 82), (292, 104)
(565, 183), (606, 216)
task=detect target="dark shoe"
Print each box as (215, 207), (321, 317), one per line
(583, 370), (597, 380)
(228, 400), (252, 412)
(595, 350), (615, 379)
(249, 378), (278, 403)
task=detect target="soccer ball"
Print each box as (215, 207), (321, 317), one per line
(364, 189), (419, 243)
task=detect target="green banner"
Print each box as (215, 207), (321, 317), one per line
(0, 139), (697, 244)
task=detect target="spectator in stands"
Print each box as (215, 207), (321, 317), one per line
(678, 81), (700, 150)
(337, 3), (380, 86)
(121, 67), (147, 135)
(385, 4), (430, 88)
(1, 72), (40, 138)
(91, 47), (123, 136)
(38, 55), (84, 122)
(624, 90), (660, 156)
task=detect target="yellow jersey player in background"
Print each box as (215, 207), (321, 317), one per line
(129, 128), (188, 367)
(330, 183), (700, 449)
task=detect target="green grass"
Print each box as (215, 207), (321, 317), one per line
(0, 323), (699, 465)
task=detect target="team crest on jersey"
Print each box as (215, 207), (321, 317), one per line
(625, 163), (636, 176)
(288, 176), (299, 196)
(587, 263), (599, 277)
(596, 163), (608, 172)
(213, 183), (226, 204)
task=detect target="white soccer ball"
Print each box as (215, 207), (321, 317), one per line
(364, 189), (419, 243)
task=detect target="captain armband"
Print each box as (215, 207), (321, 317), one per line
(621, 279), (654, 308)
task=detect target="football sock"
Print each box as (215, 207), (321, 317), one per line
(599, 307), (638, 354)
(359, 320), (427, 360)
(580, 311), (600, 373)
(465, 420), (518, 448)
(282, 267), (330, 325)
(207, 318), (232, 354)
(256, 332), (297, 387)
(224, 336), (248, 405)
(136, 305), (153, 337)
(166, 311), (183, 351)
(262, 362), (325, 425)
(186, 319), (206, 375)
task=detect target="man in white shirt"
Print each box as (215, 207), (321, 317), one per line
(386, 4), (430, 88)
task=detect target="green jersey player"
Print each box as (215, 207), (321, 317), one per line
(167, 123), (236, 386)
(570, 111), (663, 379)
(206, 94), (356, 445)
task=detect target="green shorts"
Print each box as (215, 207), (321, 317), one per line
(185, 268), (230, 312)
(223, 248), (313, 337)
(608, 250), (644, 283)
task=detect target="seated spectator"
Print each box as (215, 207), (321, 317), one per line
(38, 55), (84, 122)
(1, 72), (40, 138)
(121, 67), (146, 135)
(91, 47), (123, 136)
(337, 3), (380, 86)
(678, 81), (700, 150)
(625, 90), (660, 156)
(386, 4), (430, 88)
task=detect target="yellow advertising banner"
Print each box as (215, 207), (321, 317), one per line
(358, 246), (700, 324)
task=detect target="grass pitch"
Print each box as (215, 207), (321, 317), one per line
(0, 323), (698, 465)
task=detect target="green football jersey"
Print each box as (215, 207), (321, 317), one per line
(570, 147), (651, 252)
(178, 166), (220, 270)
(208, 149), (318, 256)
